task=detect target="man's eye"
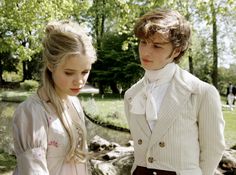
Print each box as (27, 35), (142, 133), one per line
(154, 45), (161, 48)
(140, 40), (147, 44)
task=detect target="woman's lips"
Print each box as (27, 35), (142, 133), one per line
(70, 88), (80, 93)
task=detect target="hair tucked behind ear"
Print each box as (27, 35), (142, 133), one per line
(40, 20), (96, 162)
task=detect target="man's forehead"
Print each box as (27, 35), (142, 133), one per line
(143, 33), (170, 44)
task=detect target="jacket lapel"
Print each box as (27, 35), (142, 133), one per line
(134, 114), (152, 137)
(127, 79), (152, 137)
(148, 67), (193, 148)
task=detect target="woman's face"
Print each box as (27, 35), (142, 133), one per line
(139, 33), (179, 70)
(50, 55), (92, 99)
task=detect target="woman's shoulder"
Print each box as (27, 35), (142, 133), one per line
(13, 93), (48, 123)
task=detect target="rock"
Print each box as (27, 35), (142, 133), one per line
(89, 136), (134, 175)
(89, 136), (236, 175)
(90, 160), (118, 175)
(218, 149), (236, 175)
(102, 146), (134, 160)
(89, 135), (112, 152)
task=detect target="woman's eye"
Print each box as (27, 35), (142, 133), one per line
(82, 71), (89, 75)
(65, 72), (73, 76)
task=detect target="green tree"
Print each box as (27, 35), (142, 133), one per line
(90, 32), (143, 94)
(0, 0), (90, 84)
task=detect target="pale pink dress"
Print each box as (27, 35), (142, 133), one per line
(12, 94), (88, 175)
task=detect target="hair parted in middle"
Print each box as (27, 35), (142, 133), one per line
(41, 20), (96, 163)
(134, 8), (191, 63)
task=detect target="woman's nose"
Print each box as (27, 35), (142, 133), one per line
(73, 76), (83, 85)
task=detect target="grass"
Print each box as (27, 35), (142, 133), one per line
(0, 89), (235, 173)
(0, 150), (16, 174)
(80, 94), (128, 130)
(223, 110), (236, 147)
(0, 90), (33, 102)
(82, 95), (236, 147)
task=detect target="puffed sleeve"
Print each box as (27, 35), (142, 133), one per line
(12, 97), (49, 175)
(198, 84), (225, 175)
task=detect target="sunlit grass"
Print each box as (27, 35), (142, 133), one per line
(81, 95), (236, 148)
(223, 109), (236, 148)
(81, 96), (128, 129)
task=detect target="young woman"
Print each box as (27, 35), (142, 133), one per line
(124, 9), (225, 175)
(12, 20), (96, 175)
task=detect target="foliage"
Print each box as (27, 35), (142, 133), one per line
(218, 64), (236, 95)
(0, 0), (90, 83)
(2, 71), (21, 82)
(1, 91), (32, 102)
(190, 32), (213, 84)
(20, 80), (39, 91)
(0, 0), (236, 92)
(0, 150), (16, 173)
(90, 32), (143, 93)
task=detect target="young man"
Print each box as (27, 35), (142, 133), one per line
(124, 9), (225, 175)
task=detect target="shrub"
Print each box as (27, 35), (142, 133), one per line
(20, 80), (39, 91)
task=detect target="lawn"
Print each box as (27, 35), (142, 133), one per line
(223, 110), (236, 147)
(1, 90), (236, 148)
(81, 94), (236, 148)
(0, 90), (235, 174)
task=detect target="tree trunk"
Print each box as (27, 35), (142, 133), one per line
(188, 48), (194, 74)
(211, 0), (218, 89)
(110, 81), (119, 94)
(22, 60), (31, 81)
(98, 82), (105, 95)
(0, 58), (3, 85)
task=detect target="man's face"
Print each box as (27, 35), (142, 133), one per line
(139, 33), (179, 70)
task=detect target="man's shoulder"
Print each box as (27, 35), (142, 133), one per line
(175, 66), (213, 93)
(124, 78), (144, 99)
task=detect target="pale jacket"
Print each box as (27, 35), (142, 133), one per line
(124, 65), (225, 175)
(12, 94), (88, 175)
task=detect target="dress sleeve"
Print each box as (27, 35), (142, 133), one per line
(198, 84), (225, 175)
(12, 98), (49, 175)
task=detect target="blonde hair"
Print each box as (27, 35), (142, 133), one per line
(134, 9), (191, 63)
(41, 20), (96, 162)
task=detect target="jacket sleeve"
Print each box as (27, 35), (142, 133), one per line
(12, 100), (49, 175)
(198, 84), (225, 175)
(124, 92), (131, 127)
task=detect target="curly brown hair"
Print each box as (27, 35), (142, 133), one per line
(134, 9), (191, 63)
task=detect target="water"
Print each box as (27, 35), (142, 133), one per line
(0, 101), (132, 154)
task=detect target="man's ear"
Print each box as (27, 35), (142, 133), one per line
(172, 47), (181, 58)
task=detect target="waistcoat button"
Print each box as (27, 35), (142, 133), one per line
(148, 157), (154, 163)
(159, 141), (165, 147)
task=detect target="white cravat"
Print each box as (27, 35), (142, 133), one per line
(130, 63), (177, 123)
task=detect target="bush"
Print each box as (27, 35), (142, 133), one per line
(20, 80), (39, 91)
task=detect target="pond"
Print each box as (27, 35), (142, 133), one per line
(0, 101), (132, 155)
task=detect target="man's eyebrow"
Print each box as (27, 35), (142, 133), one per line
(152, 41), (170, 45)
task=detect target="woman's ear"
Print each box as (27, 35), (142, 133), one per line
(47, 64), (53, 72)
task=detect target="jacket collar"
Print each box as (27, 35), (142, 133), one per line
(130, 65), (196, 146)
